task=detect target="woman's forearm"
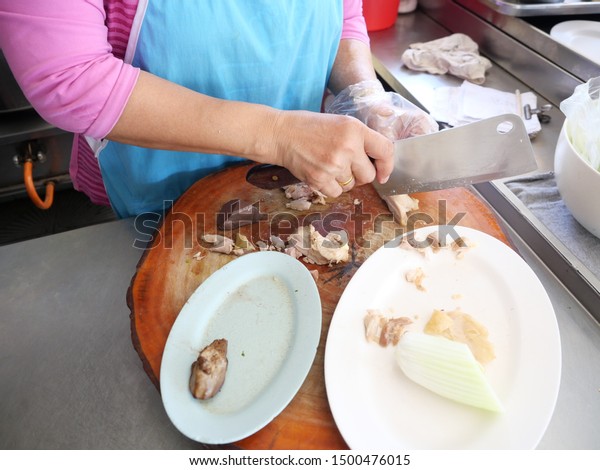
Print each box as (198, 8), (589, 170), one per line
(110, 38), (379, 160)
(328, 38), (378, 95)
(107, 71), (282, 164)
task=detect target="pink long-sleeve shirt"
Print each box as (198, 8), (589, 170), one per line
(0, 0), (369, 205)
(0, 0), (368, 139)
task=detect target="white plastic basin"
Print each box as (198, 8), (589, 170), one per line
(554, 121), (600, 238)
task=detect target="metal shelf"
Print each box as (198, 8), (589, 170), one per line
(0, 109), (64, 146)
(476, 0), (600, 17)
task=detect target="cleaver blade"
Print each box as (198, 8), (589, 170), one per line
(373, 113), (538, 196)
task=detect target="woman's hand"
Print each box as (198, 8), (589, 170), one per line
(268, 110), (394, 198)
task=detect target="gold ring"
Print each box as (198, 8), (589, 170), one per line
(338, 175), (354, 187)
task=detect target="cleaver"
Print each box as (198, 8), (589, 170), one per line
(246, 113), (537, 194)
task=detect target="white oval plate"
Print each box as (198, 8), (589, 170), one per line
(160, 251), (321, 444)
(550, 20), (600, 65)
(325, 226), (561, 449)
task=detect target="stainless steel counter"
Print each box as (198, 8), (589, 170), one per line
(0, 220), (203, 449)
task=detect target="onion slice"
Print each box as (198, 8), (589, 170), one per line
(395, 332), (504, 413)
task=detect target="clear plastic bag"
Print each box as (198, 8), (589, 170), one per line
(326, 80), (438, 140)
(560, 76), (600, 171)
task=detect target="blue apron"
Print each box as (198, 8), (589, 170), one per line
(98, 0), (343, 217)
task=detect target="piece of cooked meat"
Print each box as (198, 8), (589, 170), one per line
(383, 194), (419, 226)
(283, 183), (327, 208)
(216, 199), (265, 230)
(284, 183), (314, 200)
(405, 267), (426, 291)
(189, 339), (228, 400)
(450, 236), (473, 259)
(310, 230), (349, 264)
(364, 309), (413, 347)
(382, 317), (413, 347)
(398, 230), (475, 258)
(269, 235), (286, 251)
(424, 309), (495, 365)
(202, 234), (255, 256)
(286, 198), (312, 211)
(202, 234), (235, 254)
(425, 232), (442, 252)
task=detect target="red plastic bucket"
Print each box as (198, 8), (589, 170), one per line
(362, 0), (401, 32)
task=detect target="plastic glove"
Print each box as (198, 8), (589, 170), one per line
(326, 80), (439, 140)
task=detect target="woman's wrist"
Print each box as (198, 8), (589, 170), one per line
(253, 107), (286, 166)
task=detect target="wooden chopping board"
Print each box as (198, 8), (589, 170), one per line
(128, 163), (510, 450)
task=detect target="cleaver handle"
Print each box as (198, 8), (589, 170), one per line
(246, 164), (301, 189)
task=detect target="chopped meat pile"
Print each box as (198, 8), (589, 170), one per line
(364, 309), (413, 347)
(424, 309), (495, 365)
(287, 225), (350, 265)
(198, 223), (350, 265)
(284, 183), (327, 211)
(189, 339), (229, 400)
(200, 233), (256, 257)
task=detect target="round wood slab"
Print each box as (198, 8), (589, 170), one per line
(128, 163), (510, 449)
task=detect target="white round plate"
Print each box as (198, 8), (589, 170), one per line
(160, 251), (321, 444)
(551, 20), (600, 65)
(325, 226), (561, 449)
